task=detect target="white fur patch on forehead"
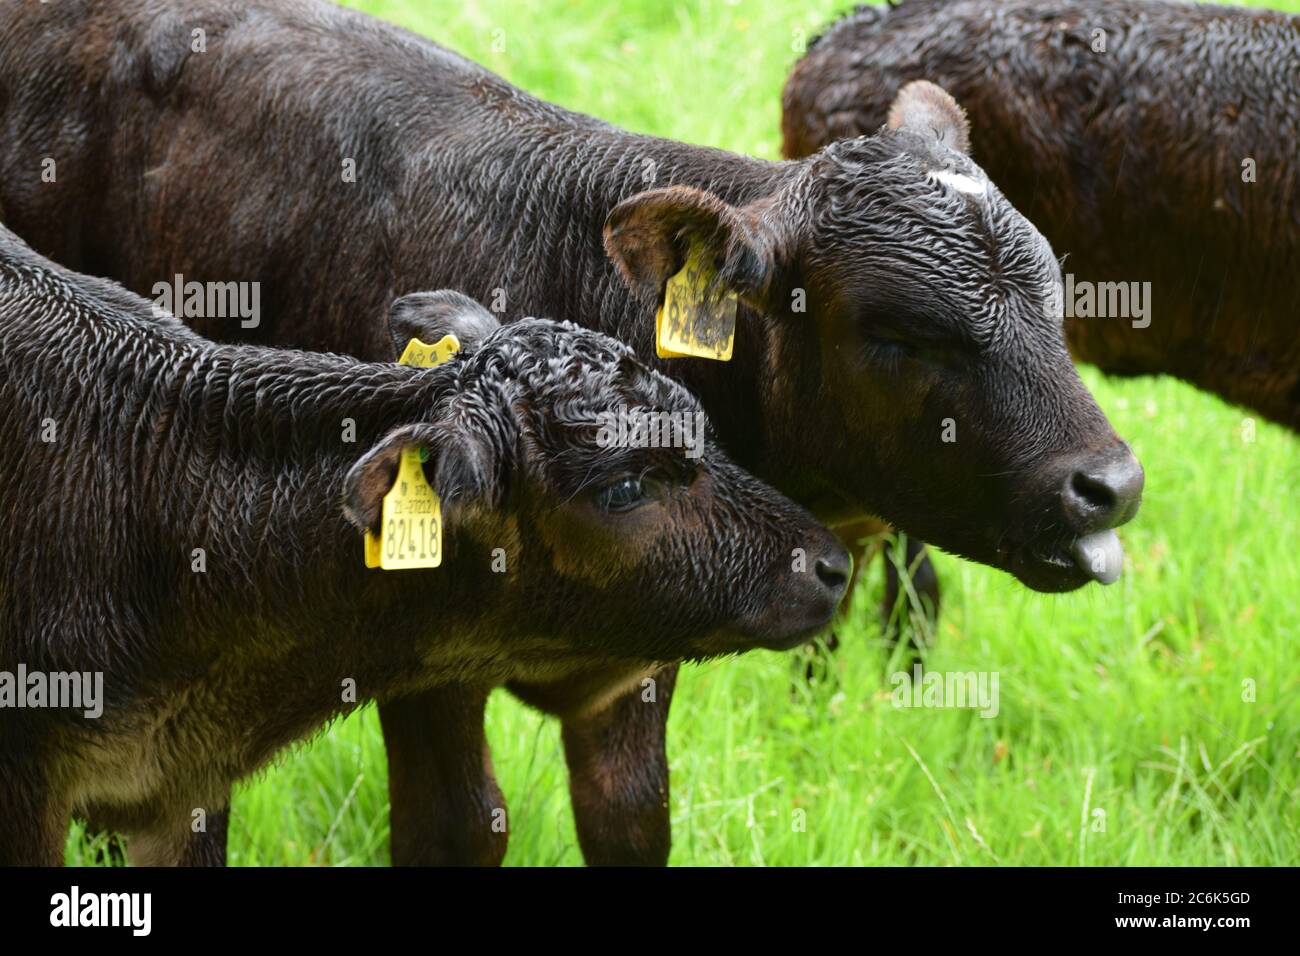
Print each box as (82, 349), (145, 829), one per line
(928, 168), (988, 197)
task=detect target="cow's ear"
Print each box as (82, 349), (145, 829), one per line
(387, 290), (501, 359)
(887, 80), (971, 154)
(342, 420), (498, 535)
(603, 185), (779, 308)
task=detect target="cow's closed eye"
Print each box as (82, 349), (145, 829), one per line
(863, 328), (967, 368)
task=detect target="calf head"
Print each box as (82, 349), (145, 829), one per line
(605, 81), (1142, 592)
(345, 294), (850, 661)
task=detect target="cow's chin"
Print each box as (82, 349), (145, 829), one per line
(692, 621), (826, 657)
(1005, 549), (1095, 593)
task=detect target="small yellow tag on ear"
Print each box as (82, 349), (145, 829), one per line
(363, 333), (459, 568)
(369, 447), (443, 570)
(655, 243), (736, 361)
(364, 531), (383, 568)
(398, 334), (461, 368)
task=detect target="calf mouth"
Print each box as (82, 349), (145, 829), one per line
(695, 533), (851, 654)
(1004, 529), (1127, 594)
(994, 442), (1143, 593)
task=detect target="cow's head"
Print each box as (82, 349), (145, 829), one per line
(604, 81), (1142, 592)
(345, 293), (850, 660)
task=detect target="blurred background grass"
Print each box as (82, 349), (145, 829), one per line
(69, 0), (1300, 865)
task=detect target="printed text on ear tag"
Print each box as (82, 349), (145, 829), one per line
(655, 244), (736, 361)
(363, 334), (459, 568)
(398, 333), (461, 368)
(371, 447), (442, 570)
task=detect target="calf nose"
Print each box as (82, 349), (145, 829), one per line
(1061, 445), (1144, 533)
(739, 530), (853, 650)
(813, 543), (852, 601)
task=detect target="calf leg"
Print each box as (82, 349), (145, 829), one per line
(0, 766), (64, 866)
(378, 687), (507, 866)
(509, 664), (677, 866)
(178, 807), (228, 866)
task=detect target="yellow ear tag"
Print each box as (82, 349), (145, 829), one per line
(363, 333), (460, 568)
(655, 243), (736, 361)
(397, 333), (461, 368)
(370, 446), (442, 570)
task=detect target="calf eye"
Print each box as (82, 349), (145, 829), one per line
(864, 329), (965, 369)
(594, 476), (658, 513)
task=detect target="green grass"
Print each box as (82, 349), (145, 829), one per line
(68, 0), (1300, 866)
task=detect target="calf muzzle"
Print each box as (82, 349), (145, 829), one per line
(740, 530), (852, 651)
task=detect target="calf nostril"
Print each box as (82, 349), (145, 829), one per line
(1069, 470), (1117, 516)
(1065, 452), (1145, 530)
(814, 556), (850, 593)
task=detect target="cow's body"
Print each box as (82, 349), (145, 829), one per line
(0, 225), (847, 865)
(783, 0), (1300, 428)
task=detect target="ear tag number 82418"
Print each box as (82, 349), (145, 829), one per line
(364, 334), (460, 569)
(655, 242), (737, 361)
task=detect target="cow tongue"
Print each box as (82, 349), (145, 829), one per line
(1071, 530), (1124, 585)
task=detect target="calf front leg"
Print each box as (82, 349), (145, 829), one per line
(178, 806), (228, 866)
(378, 687), (507, 866)
(509, 664), (678, 866)
(0, 761), (64, 865)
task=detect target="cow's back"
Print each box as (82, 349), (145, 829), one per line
(0, 0), (667, 361)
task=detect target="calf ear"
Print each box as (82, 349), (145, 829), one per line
(342, 420), (497, 535)
(387, 290), (501, 359)
(886, 80), (971, 154)
(603, 185), (778, 307)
